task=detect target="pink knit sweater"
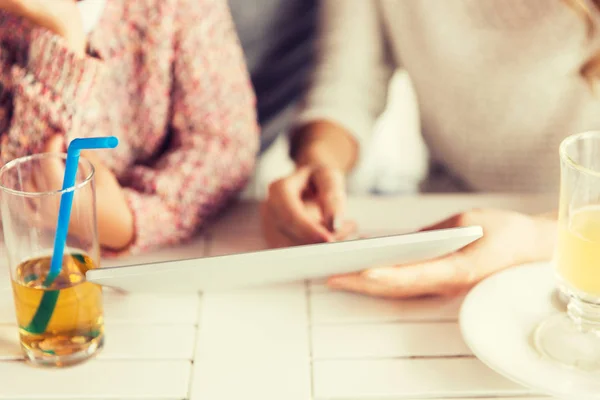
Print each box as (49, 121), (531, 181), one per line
(0, 0), (259, 254)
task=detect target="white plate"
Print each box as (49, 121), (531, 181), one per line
(460, 262), (600, 400)
(87, 226), (482, 292)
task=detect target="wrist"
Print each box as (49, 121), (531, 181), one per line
(292, 122), (358, 172)
(295, 140), (345, 171)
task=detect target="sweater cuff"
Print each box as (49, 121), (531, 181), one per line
(28, 29), (102, 105)
(123, 189), (155, 255)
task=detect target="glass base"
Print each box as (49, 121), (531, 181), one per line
(534, 314), (600, 371)
(22, 334), (104, 368)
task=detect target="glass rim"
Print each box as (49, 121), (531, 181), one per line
(560, 130), (600, 178)
(0, 152), (95, 198)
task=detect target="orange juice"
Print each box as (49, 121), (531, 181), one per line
(557, 206), (600, 296)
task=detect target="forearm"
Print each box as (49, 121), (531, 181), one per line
(291, 121), (359, 173)
(290, 0), (392, 174)
(99, 0), (258, 255)
(117, 144), (255, 255)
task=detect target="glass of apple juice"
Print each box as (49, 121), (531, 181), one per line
(0, 153), (104, 367)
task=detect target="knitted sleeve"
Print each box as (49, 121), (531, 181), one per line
(120, 0), (259, 253)
(0, 26), (102, 165)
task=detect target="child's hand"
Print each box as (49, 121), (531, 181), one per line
(0, 0), (85, 55)
(42, 135), (134, 251)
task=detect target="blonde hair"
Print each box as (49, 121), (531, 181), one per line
(564, 0), (600, 83)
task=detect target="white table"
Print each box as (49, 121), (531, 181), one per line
(0, 195), (555, 400)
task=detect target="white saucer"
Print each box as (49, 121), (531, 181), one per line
(460, 263), (600, 400)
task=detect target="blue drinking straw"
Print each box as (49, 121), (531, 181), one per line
(26, 136), (119, 334)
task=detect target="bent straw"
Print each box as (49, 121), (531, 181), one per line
(26, 136), (119, 334)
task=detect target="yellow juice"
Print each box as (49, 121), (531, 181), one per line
(12, 252), (104, 365)
(557, 206), (600, 296)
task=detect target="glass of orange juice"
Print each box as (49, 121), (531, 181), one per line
(535, 131), (600, 370)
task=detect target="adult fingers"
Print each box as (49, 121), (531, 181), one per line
(328, 250), (472, 298)
(333, 220), (358, 241)
(328, 272), (467, 298)
(311, 167), (346, 229)
(271, 200), (333, 244)
(418, 211), (483, 257)
(260, 202), (297, 249)
(419, 213), (464, 232)
(268, 171), (334, 244)
(327, 272), (411, 298)
(326, 270), (452, 299)
(365, 251), (473, 297)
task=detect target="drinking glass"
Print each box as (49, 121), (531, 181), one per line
(0, 153), (104, 367)
(535, 131), (600, 371)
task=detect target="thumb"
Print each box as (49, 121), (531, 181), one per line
(311, 166), (346, 229)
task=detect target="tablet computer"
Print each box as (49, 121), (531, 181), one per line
(86, 226), (483, 293)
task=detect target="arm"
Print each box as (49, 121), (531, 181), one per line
(261, 0), (394, 247)
(0, 11), (100, 165)
(120, 0), (259, 253)
(291, 0), (394, 172)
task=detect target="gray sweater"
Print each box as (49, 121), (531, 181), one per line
(296, 0), (600, 193)
(228, 0), (317, 152)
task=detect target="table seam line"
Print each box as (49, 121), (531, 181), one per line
(305, 280), (316, 400)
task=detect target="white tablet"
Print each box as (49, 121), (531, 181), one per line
(86, 226), (483, 293)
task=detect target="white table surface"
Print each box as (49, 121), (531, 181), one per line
(0, 194), (556, 400)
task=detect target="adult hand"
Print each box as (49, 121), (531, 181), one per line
(261, 165), (356, 248)
(327, 208), (557, 298)
(42, 135), (134, 250)
(0, 0), (85, 55)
